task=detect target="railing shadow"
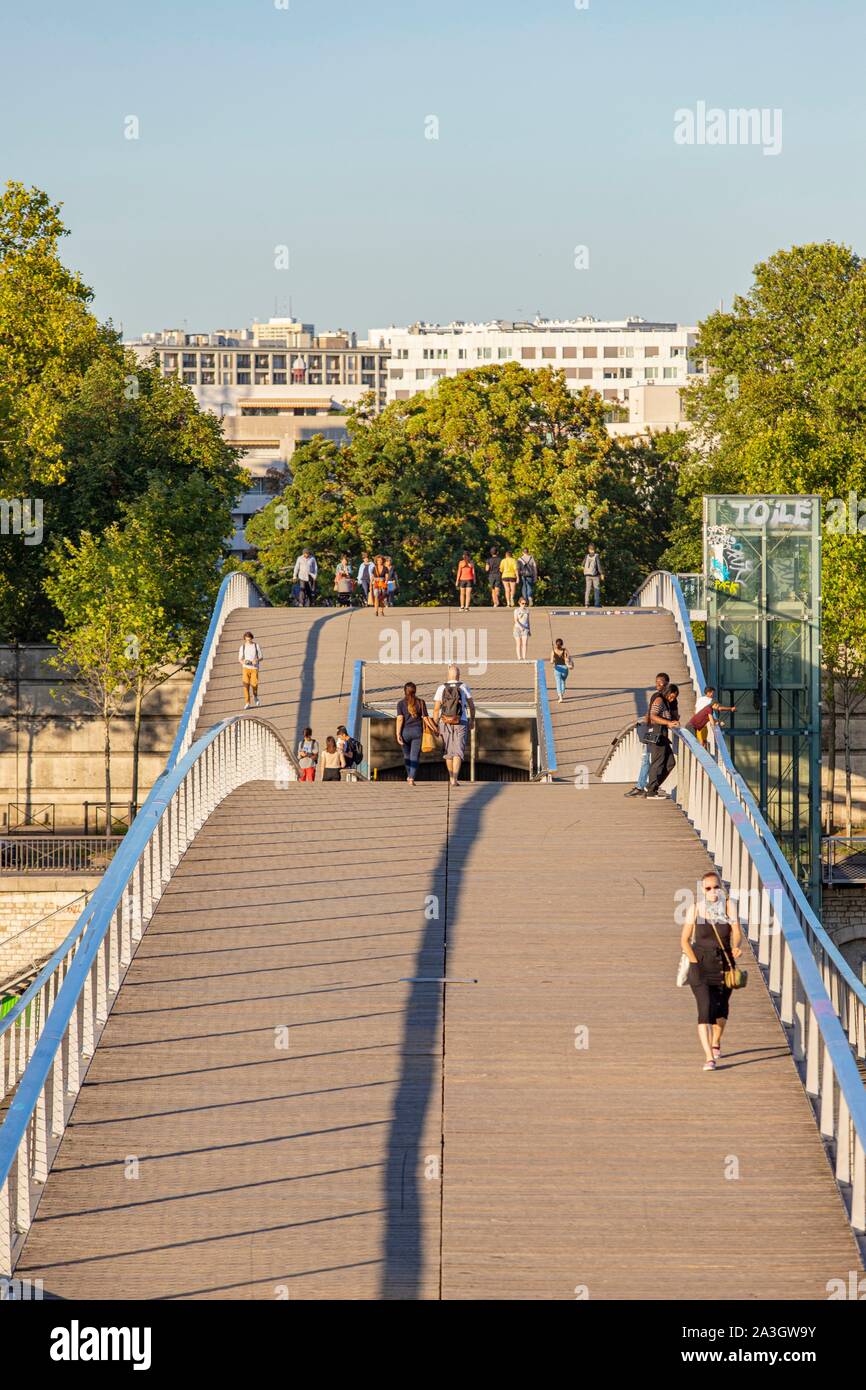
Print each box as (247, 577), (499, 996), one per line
(380, 782), (500, 1300)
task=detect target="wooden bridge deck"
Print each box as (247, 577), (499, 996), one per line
(12, 607), (863, 1298)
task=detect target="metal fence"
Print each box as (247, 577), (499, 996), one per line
(823, 837), (866, 886)
(0, 838), (123, 875)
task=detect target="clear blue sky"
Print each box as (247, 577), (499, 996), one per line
(5, 0), (865, 337)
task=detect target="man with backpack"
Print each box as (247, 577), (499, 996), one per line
(518, 548), (538, 605)
(583, 544), (604, 607)
(336, 724), (363, 777)
(238, 631), (263, 709)
(432, 664), (476, 787)
(625, 671), (669, 798)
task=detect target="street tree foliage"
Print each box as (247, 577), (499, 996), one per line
(246, 364), (679, 604)
(0, 181), (246, 643)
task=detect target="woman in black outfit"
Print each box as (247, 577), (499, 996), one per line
(681, 871), (743, 1070)
(395, 682), (433, 786)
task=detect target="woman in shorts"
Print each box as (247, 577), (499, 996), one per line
(455, 552), (476, 610)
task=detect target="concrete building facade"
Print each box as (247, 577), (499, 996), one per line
(126, 319), (389, 555)
(368, 317), (702, 434)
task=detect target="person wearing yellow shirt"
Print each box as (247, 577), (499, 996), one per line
(500, 550), (519, 607)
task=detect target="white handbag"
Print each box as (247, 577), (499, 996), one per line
(676, 952), (691, 987)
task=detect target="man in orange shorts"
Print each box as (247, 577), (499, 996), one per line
(238, 631), (263, 709)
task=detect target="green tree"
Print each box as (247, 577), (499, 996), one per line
(0, 181), (246, 642)
(44, 533), (136, 837)
(247, 364), (665, 605)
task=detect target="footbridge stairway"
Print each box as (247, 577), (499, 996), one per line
(1, 576), (864, 1299)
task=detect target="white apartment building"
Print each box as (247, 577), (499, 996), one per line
(368, 317), (702, 435)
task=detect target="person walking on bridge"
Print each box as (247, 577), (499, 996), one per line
(550, 638), (573, 702)
(518, 548), (538, 605)
(455, 552), (476, 609)
(583, 543), (604, 607)
(500, 549), (519, 607)
(357, 552), (373, 605)
(625, 671), (669, 797)
(432, 664), (475, 787)
(297, 727), (319, 783)
(644, 681), (679, 798)
(238, 631), (263, 709)
(681, 871), (743, 1070)
(513, 594), (531, 660)
(370, 555), (389, 617)
(293, 548), (318, 606)
(396, 681), (433, 786)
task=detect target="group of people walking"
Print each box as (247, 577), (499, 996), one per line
(296, 725), (362, 782)
(284, 543), (607, 610)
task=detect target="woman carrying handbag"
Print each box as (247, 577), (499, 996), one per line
(679, 871), (744, 1070)
(395, 681), (437, 786)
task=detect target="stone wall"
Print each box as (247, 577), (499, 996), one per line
(821, 886), (866, 981)
(0, 877), (101, 990)
(0, 645), (191, 832)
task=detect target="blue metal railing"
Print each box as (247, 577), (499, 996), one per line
(0, 714), (293, 1270)
(535, 659), (558, 780)
(167, 571), (270, 769)
(631, 570), (866, 1019)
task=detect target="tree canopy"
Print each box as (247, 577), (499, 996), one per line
(246, 363), (680, 604)
(0, 181), (246, 643)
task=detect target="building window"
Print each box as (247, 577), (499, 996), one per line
(578, 368), (593, 379)
(521, 347), (536, 360)
(237, 372), (250, 385)
(183, 371), (197, 384)
(542, 347), (556, 359)
(645, 367), (658, 380)
(255, 373), (269, 385)
(201, 353), (215, 368)
(603, 346), (619, 358)
(497, 347), (511, 358)
(361, 355), (375, 370)
(663, 367), (677, 378)
(272, 354), (286, 369)
(182, 353), (197, 369)
(645, 346), (659, 358)
(621, 346), (635, 358)
(562, 346), (577, 359)
(237, 354), (251, 368)
(255, 354), (269, 370)
(273, 371), (286, 385)
(583, 347), (597, 359)
(201, 371), (215, 384)
(458, 348), (467, 359)
(476, 347), (492, 360)
(361, 373), (375, 385)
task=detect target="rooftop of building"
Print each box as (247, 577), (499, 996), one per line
(370, 316), (693, 336)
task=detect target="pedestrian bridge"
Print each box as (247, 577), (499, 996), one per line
(1, 575), (864, 1299)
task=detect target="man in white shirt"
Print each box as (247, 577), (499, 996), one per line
(432, 664), (476, 787)
(293, 549), (318, 606)
(357, 552), (373, 605)
(238, 631), (263, 709)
